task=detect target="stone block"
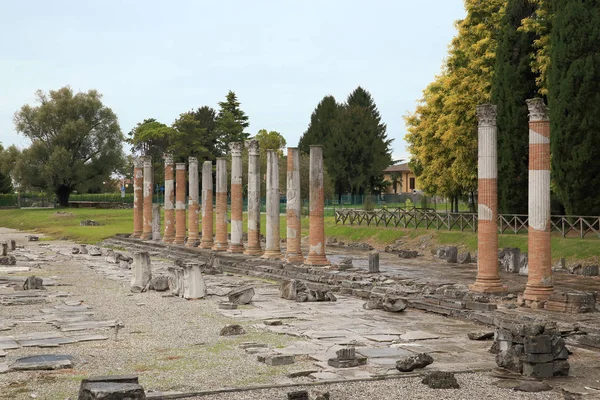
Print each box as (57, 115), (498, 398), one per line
(368, 251), (380, 273)
(457, 252), (471, 264)
(265, 354), (294, 366)
(501, 248), (520, 273)
(22, 276), (44, 290)
(149, 276), (169, 292)
(220, 324), (246, 336)
(8, 240), (16, 251)
(78, 382), (146, 400)
(397, 250), (418, 259)
(553, 360), (570, 376)
(421, 371), (459, 389)
(131, 252), (152, 292)
(524, 335), (552, 354)
(181, 262), (206, 299)
(0, 242), (7, 256)
(581, 265), (599, 276)
(467, 331), (494, 341)
(522, 361), (553, 378)
(0, 255), (16, 265)
(522, 353), (554, 364)
(465, 301), (497, 311)
(396, 353), (434, 372)
(287, 391), (309, 400)
(227, 286), (255, 304)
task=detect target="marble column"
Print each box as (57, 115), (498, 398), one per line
(174, 163), (187, 245)
(186, 157), (200, 247)
(131, 157), (144, 238)
(213, 157), (228, 251)
(228, 142), (244, 253)
(470, 104), (506, 293)
(200, 161), (215, 249)
(141, 156), (153, 240)
(163, 154), (175, 243)
(244, 140), (262, 255)
(262, 150), (281, 259)
(285, 147), (303, 262)
(305, 145), (329, 266)
(523, 98), (553, 303)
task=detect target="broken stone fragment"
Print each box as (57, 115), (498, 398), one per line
(80, 219), (101, 226)
(88, 246), (102, 256)
(287, 390), (309, 400)
(27, 235), (39, 241)
(397, 250), (418, 259)
(264, 354), (294, 366)
(368, 251), (380, 273)
(8, 240), (16, 251)
(514, 381), (553, 392)
(0, 255), (16, 265)
(0, 242), (7, 256)
(130, 252), (152, 292)
(421, 371), (459, 389)
(457, 252), (471, 264)
(23, 276), (44, 290)
(148, 276), (169, 292)
(218, 302), (237, 310)
(227, 285), (255, 305)
(467, 331), (494, 340)
(396, 352), (434, 372)
(382, 296), (407, 312)
(78, 382), (146, 400)
(220, 324), (246, 336)
(72, 247), (80, 254)
(79, 245), (88, 254)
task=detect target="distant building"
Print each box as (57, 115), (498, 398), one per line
(382, 163), (419, 194)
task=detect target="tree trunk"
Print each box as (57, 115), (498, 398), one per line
(56, 186), (71, 207)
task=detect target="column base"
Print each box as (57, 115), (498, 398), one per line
(162, 235), (175, 243)
(173, 237), (186, 245)
(186, 237), (200, 247)
(522, 285), (553, 302)
(131, 232), (142, 239)
(285, 254), (304, 263)
(140, 233), (152, 241)
(261, 250), (282, 259)
(212, 242), (228, 251)
(469, 280), (507, 294)
(244, 247), (263, 256)
(304, 254), (330, 266)
(199, 240), (214, 250)
(228, 244), (244, 253)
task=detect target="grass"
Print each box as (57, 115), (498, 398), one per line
(0, 207), (598, 262)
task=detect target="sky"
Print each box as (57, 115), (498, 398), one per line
(0, 0), (466, 163)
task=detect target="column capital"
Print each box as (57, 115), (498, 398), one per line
(526, 98), (549, 122)
(188, 156), (198, 165)
(163, 153), (174, 165)
(176, 163), (186, 170)
(142, 156), (152, 168)
(133, 157), (143, 169)
(229, 142), (244, 156)
(245, 139), (260, 156)
(476, 104), (497, 126)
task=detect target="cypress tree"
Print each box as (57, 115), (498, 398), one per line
(491, 0), (539, 214)
(298, 95), (339, 154)
(548, 0), (600, 215)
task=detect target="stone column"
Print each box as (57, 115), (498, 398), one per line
(131, 157), (144, 238)
(470, 104), (506, 293)
(262, 150), (281, 259)
(174, 163), (187, 245)
(305, 145), (329, 266)
(186, 157), (200, 247)
(285, 147), (303, 262)
(163, 154), (175, 243)
(213, 157), (228, 251)
(523, 98), (553, 303)
(244, 140), (262, 255)
(131, 251), (151, 292)
(152, 204), (161, 241)
(228, 142), (244, 253)
(141, 156), (153, 240)
(200, 161), (215, 249)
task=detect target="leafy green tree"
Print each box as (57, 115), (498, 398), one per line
(13, 87), (124, 206)
(298, 95), (340, 154)
(0, 144), (13, 194)
(548, 0), (600, 215)
(520, 0), (553, 95)
(127, 118), (177, 184)
(491, 0), (539, 214)
(215, 91), (250, 154)
(172, 106), (219, 161)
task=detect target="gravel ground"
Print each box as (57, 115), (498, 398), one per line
(190, 373), (564, 400)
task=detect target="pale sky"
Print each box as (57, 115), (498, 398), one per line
(0, 0), (465, 162)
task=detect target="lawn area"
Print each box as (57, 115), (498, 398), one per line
(0, 208), (598, 263)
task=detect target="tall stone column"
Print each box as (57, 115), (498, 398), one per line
(131, 157), (144, 238)
(228, 142), (244, 253)
(141, 156), (153, 240)
(163, 154), (175, 243)
(200, 161), (215, 249)
(186, 157), (200, 247)
(262, 150), (281, 259)
(174, 163), (187, 245)
(305, 145), (329, 266)
(244, 140), (262, 255)
(470, 104), (506, 293)
(213, 157), (228, 251)
(285, 148), (303, 262)
(523, 98), (553, 303)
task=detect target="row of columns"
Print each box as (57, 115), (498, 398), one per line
(131, 144), (329, 266)
(471, 98), (553, 304)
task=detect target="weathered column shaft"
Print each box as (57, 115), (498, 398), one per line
(141, 156), (153, 240)
(471, 104), (506, 293)
(262, 150), (281, 258)
(174, 163), (187, 245)
(305, 145), (329, 265)
(132, 157), (144, 238)
(228, 142), (244, 253)
(523, 98), (553, 302)
(163, 154), (175, 243)
(200, 161), (214, 249)
(186, 157), (200, 247)
(213, 157), (228, 251)
(286, 148), (303, 262)
(245, 140), (262, 255)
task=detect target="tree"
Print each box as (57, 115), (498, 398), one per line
(127, 118), (177, 184)
(520, 0), (553, 95)
(390, 172), (402, 194)
(172, 106), (219, 161)
(215, 91), (250, 154)
(548, 0), (600, 215)
(298, 95), (340, 154)
(491, 0), (539, 214)
(255, 129), (286, 195)
(13, 87), (124, 206)
(0, 144), (13, 193)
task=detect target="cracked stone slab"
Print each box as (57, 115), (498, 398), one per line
(309, 371), (344, 381)
(364, 334), (400, 342)
(60, 320), (118, 332)
(400, 331), (441, 341)
(0, 338), (19, 350)
(304, 330), (352, 339)
(10, 354), (73, 371)
(19, 337), (76, 347)
(356, 347), (414, 358)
